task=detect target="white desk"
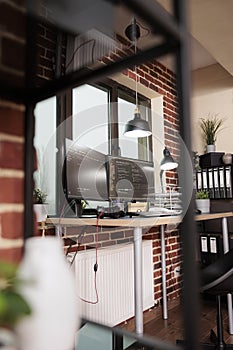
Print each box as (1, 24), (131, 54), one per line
(46, 212), (233, 335)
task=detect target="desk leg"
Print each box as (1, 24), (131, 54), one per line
(161, 224), (168, 320)
(133, 227), (143, 335)
(222, 217), (233, 335)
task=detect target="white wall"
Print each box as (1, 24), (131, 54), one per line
(191, 64), (233, 154)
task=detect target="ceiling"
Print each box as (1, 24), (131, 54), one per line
(154, 0), (233, 75)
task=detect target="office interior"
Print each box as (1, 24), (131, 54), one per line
(0, 1), (233, 349)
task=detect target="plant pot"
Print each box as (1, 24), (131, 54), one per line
(0, 327), (17, 350)
(206, 144), (216, 153)
(33, 204), (48, 222)
(195, 199), (210, 214)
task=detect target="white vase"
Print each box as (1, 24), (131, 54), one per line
(206, 144), (216, 153)
(195, 199), (210, 214)
(33, 204), (48, 222)
(222, 153), (232, 165)
(0, 328), (17, 350)
(16, 237), (80, 350)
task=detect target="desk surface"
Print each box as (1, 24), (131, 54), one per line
(46, 211), (233, 228)
(195, 211), (233, 221)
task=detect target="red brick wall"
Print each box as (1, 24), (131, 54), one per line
(0, 2), (65, 263)
(0, 0), (26, 263)
(0, 102), (25, 262)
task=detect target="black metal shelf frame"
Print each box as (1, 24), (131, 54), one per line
(21, 1), (199, 350)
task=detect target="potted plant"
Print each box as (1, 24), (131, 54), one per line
(200, 114), (224, 153)
(0, 260), (31, 348)
(195, 190), (210, 213)
(33, 188), (48, 222)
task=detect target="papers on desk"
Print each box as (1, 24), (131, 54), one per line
(139, 207), (182, 217)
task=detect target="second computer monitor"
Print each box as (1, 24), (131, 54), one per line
(107, 155), (155, 202)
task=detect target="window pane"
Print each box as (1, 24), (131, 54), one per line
(118, 97), (150, 161)
(34, 96), (56, 215)
(72, 85), (109, 154)
(118, 98), (138, 159)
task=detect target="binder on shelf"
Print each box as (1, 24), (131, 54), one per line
(210, 237), (217, 254)
(219, 167), (225, 198)
(200, 236), (208, 252)
(207, 168), (214, 198)
(195, 165), (233, 199)
(225, 166), (232, 198)
(196, 171), (202, 190)
(202, 169), (208, 190)
(213, 168), (220, 198)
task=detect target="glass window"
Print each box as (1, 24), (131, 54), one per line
(118, 90), (151, 161)
(72, 84), (109, 154)
(72, 84), (151, 160)
(34, 96), (57, 214)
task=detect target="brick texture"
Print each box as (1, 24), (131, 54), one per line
(0, 106), (24, 136)
(0, 3), (26, 38)
(0, 2), (26, 90)
(0, 247), (23, 263)
(0, 141), (24, 170)
(0, 177), (24, 203)
(0, 2), (26, 263)
(1, 212), (23, 239)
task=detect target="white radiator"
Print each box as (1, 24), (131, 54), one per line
(74, 240), (154, 326)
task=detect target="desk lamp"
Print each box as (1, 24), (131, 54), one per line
(124, 18), (152, 138)
(160, 147), (178, 191)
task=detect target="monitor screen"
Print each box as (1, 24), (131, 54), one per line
(107, 155), (154, 201)
(63, 138), (108, 202)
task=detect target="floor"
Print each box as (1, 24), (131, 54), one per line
(121, 296), (233, 346)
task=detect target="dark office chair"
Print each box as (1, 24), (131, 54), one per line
(199, 248), (233, 349)
(178, 249), (233, 350)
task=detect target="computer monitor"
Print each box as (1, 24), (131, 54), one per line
(63, 138), (109, 203)
(106, 155), (155, 202)
(62, 139), (155, 217)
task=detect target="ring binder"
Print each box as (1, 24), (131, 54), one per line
(196, 165), (233, 199)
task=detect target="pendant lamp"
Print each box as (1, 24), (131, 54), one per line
(124, 18), (152, 138)
(160, 147), (178, 191)
(160, 147), (178, 171)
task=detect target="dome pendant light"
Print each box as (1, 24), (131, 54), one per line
(124, 107), (152, 138)
(160, 147), (178, 171)
(124, 18), (152, 138)
(160, 147), (178, 192)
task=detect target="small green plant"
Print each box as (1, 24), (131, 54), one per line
(33, 188), (47, 204)
(196, 190), (209, 199)
(200, 114), (224, 145)
(0, 260), (31, 327)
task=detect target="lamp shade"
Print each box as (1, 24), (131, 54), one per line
(160, 147), (178, 171)
(124, 108), (152, 138)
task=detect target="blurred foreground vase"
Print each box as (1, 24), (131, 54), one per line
(0, 328), (17, 350)
(16, 237), (79, 350)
